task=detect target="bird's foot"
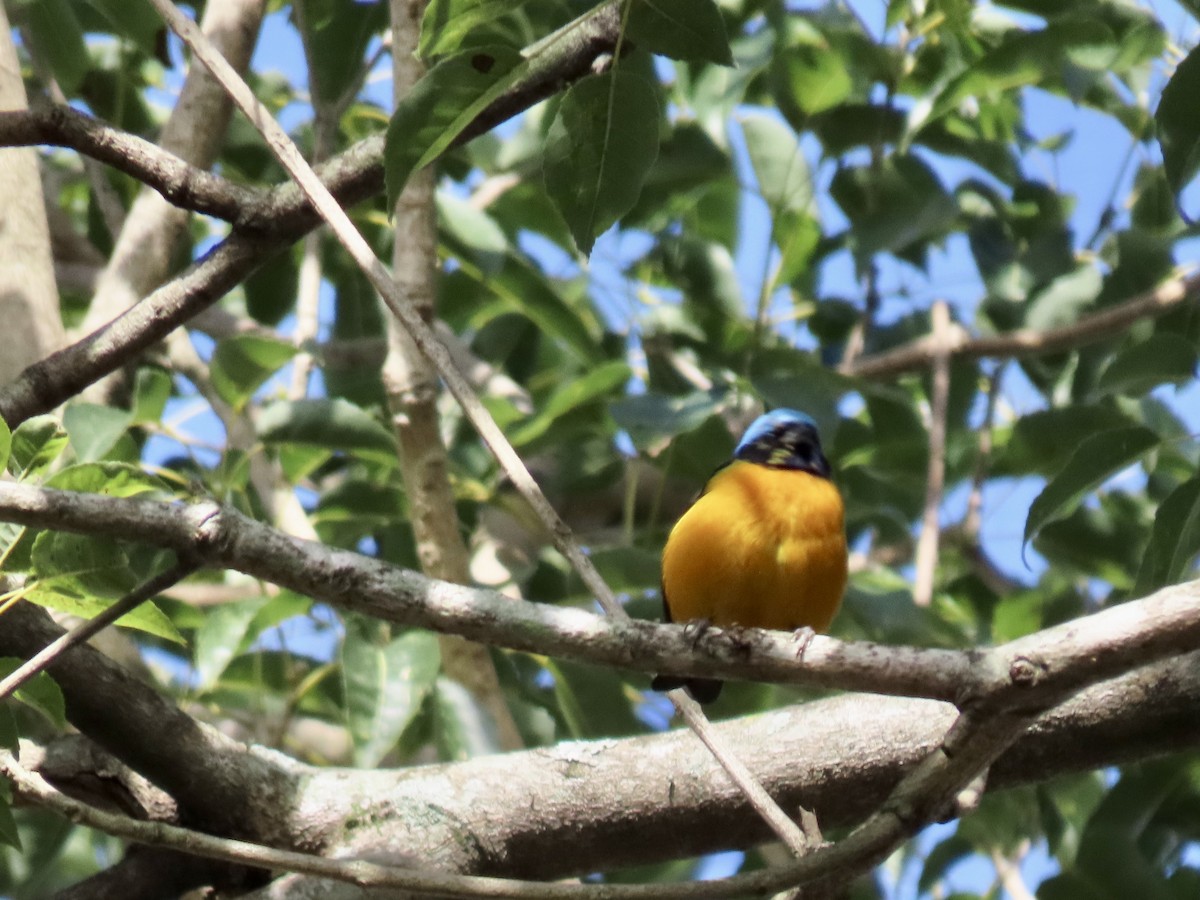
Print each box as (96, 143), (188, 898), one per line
(791, 625), (817, 661)
(682, 618), (713, 650)
(723, 623), (756, 657)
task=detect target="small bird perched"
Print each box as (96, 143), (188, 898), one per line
(651, 409), (848, 704)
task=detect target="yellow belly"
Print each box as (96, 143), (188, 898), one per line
(661, 460), (848, 632)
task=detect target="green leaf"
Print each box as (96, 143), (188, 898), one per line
(830, 154), (957, 256)
(26, 534), (184, 643)
(258, 398), (397, 456)
(1097, 334), (1198, 396)
(433, 676), (502, 760)
(1155, 45), (1200, 202)
(245, 247), (300, 326)
(0, 780), (19, 850)
(544, 659), (644, 739)
(25, 0), (88, 93)
(509, 361), (629, 447)
(84, 0), (163, 57)
(193, 598), (271, 692)
(1136, 477), (1200, 594)
(998, 405), (1136, 477)
(8, 416), (69, 480)
(210, 335), (298, 412)
(741, 113), (812, 213)
(1023, 426), (1161, 548)
(610, 389), (725, 448)
(458, 255), (604, 363)
(300, 0), (387, 105)
(543, 70), (661, 255)
(45, 462), (169, 498)
(1025, 264), (1103, 332)
(385, 46), (526, 207)
(63, 403), (133, 463)
(0, 659), (65, 729)
(437, 191), (510, 273)
(342, 624), (441, 767)
(918, 835), (974, 893)
(132, 368), (172, 425)
(0, 416), (10, 473)
(419, 0), (532, 57)
(626, 0), (733, 66)
(773, 41), (853, 118)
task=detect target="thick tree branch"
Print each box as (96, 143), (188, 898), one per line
(0, 556), (197, 703)
(1, 482), (1198, 713)
(10, 652), (1200, 896)
(0, 599), (299, 847)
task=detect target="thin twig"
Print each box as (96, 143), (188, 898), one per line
(0, 557), (198, 703)
(849, 269), (1200, 379)
(913, 300), (950, 607)
(676, 694), (814, 854)
(145, 0), (805, 847)
(964, 365), (1003, 541)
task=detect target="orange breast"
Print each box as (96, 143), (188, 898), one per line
(661, 460), (847, 632)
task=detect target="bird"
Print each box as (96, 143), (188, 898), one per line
(651, 408), (848, 704)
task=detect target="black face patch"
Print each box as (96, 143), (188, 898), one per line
(734, 422), (831, 477)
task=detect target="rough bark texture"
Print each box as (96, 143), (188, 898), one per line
(383, 0), (524, 753)
(0, 3), (65, 388)
(251, 650), (1200, 897)
(80, 0), (265, 340)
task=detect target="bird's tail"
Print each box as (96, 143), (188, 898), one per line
(650, 674), (723, 704)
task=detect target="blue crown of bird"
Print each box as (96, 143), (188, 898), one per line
(651, 408), (847, 704)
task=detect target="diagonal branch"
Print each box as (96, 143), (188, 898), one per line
(848, 270), (1200, 380)
(0, 105), (260, 222)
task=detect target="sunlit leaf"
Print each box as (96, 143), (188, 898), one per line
(0, 658), (65, 729)
(419, 0), (533, 57)
(258, 398), (397, 455)
(8, 416), (69, 481)
(210, 334), (298, 412)
(194, 598), (272, 692)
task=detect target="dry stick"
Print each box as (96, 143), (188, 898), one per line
(912, 300), (951, 608)
(384, 0), (526, 752)
(848, 269), (1200, 379)
(0, 557), (198, 703)
(143, 0), (808, 854)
